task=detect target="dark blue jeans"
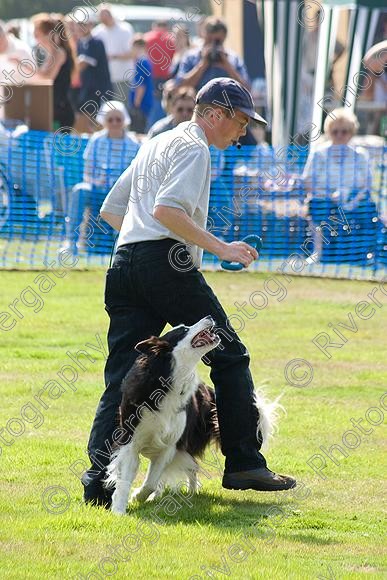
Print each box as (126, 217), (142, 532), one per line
(84, 239), (266, 496)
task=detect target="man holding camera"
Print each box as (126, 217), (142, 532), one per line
(176, 17), (249, 91)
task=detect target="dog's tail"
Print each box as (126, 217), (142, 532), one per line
(254, 390), (284, 451)
(104, 445), (127, 488)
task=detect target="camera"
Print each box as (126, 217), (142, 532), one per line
(207, 39), (223, 64)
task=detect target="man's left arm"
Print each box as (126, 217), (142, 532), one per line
(100, 213), (124, 231)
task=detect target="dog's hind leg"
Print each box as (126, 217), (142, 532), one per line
(146, 482), (165, 502)
(131, 446), (176, 503)
(111, 446), (139, 515)
(158, 450), (199, 491)
(187, 461), (199, 494)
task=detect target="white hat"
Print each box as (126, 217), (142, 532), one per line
(96, 100), (131, 127)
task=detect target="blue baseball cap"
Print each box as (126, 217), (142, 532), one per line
(195, 77), (267, 126)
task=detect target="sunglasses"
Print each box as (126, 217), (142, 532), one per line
(106, 116), (124, 123)
(232, 116), (249, 131)
(176, 107), (194, 114)
(331, 128), (351, 136)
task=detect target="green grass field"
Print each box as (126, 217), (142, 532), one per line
(0, 270), (386, 580)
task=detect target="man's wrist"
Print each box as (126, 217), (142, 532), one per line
(206, 235), (228, 258)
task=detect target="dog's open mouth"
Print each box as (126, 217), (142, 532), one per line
(191, 326), (218, 348)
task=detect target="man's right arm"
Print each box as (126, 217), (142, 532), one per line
(178, 60), (208, 88)
(153, 206), (258, 267)
(175, 51), (208, 88)
(153, 147), (258, 267)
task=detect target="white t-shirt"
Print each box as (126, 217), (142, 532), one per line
(0, 35), (32, 82)
(92, 22), (134, 83)
(100, 121), (211, 267)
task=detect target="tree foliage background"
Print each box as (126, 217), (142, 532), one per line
(0, 0), (211, 20)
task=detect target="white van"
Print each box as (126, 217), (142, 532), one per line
(71, 3), (202, 35)
(13, 4), (203, 48)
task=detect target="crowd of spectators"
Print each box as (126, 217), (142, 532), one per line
(302, 108), (377, 263)
(0, 5), (384, 264)
(63, 100), (139, 255)
(0, 6), (253, 139)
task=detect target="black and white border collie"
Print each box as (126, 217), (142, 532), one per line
(106, 316), (281, 515)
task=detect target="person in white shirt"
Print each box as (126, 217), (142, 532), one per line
(303, 108), (374, 261)
(62, 100), (139, 255)
(92, 5), (134, 109)
(0, 21), (31, 85)
(81, 77), (296, 508)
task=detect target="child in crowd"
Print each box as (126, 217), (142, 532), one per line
(128, 35), (153, 134)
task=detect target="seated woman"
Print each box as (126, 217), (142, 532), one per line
(63, 101), (139, 255)
(302, 108), (376, 263)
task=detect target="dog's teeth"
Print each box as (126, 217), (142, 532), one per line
(191, 327), (219, 348)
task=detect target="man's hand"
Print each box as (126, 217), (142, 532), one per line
(201, 44), (229, 67)
(153, 206), (259, 268)
(203, 48), (250, 89)
(199, 45), (212, 67)
(217, 50), (232, 69)
(217, 241), (259, 268)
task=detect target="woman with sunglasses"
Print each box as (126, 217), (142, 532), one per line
(302, 108), (375, 263)
(147, 86), (196, 139)
(61, 101), (139, 256)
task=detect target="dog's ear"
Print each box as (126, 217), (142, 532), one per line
(135, 337), (170, 355)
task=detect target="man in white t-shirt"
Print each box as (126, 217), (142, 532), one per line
(92, 5), (134, 107)
(0, 21), (31, 84)
(0, 22), (32, 116)
(81, 78), (296, 508)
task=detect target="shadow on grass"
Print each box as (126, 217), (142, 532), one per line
(284, 532), (339, 545)
(127, 490), (295, 531)
(77, 491), (341, 546)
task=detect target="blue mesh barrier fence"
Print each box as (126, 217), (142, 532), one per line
(0, 128), (386, 280)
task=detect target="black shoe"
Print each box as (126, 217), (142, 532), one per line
(84, 491), (112, 509)
(222, 467), (296, 492)
(83, 479), (113, 509)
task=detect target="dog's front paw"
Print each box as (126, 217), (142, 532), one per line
(130, 486), (152, 503)
(111, 491), (128, 515)
(111, 505), (126, 515)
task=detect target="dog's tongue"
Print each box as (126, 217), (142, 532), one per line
(192, 330), (213, 347)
